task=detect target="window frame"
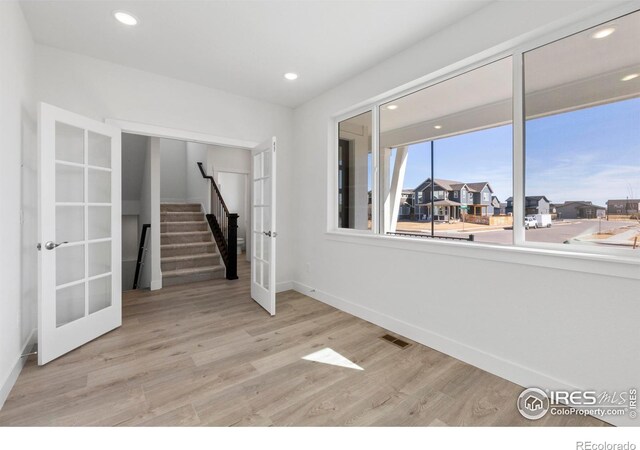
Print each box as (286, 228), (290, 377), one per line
(328, 3), (640, 268)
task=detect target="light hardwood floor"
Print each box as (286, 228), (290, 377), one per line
(0, 260), (606, 426)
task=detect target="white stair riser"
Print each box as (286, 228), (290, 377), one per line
(162, 255), (219, 271)
(161, 244), (217, 257)
(161, 233), (212, 245)
(161, 222), (208, 233)
(160, 203), (201, 213)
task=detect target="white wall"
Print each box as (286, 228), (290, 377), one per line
(160, 138), (188, 202)
(139, 138), (162, 291)
(0, 2), (36, 408)
(185, 142), (209, 210)
(138, 141), (153, 289)
(121, 132), (148, 214)
(291, 1), (639, 426)
(35, 45), (294, 290)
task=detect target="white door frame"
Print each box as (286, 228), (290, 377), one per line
(105, 118), (261, 278)
(105, 119), (259, 150)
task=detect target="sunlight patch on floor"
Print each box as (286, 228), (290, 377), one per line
(301, 348), (364, 371)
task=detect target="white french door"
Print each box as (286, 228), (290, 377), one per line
(251, 137), (276, 315)
(38, 103), (122, 365)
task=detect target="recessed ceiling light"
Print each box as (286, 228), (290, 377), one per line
(113, 11), (138, 26)
(284, 72), (298, 81)
(434, 125), (442, 129)
(386, 105), (398, 110)
(590, 26), (615, 39)
(621, 73), (639, 82)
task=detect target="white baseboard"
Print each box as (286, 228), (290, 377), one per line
(150, 279), (162, 291)
(291, 281), (624, 427)
(0, 328), (36, 411)
(276, 280), (293, 293)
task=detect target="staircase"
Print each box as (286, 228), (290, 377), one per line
(160, 203), (225, 286)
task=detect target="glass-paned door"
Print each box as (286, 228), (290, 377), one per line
(38, 103), (121, 364)
(251, 137), (276, 315)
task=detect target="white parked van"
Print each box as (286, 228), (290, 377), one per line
(535, 214), (552, 228)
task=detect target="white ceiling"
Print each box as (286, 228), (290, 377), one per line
(373, 9), (640, 146)
(19, 0), (492, 108)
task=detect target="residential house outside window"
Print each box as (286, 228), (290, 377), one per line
(524, 10), (640, 251)
(379, 57), (513, 243)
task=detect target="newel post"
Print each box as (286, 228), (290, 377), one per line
(227, 213), (239, 280)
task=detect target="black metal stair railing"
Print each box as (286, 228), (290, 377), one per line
(196, 162), (238, 280)
(133, 223), (151, 289)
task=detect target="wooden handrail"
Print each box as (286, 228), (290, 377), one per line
(197, 162), (231, 216)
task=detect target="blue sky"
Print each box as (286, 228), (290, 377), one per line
(399, 97), (640, 206)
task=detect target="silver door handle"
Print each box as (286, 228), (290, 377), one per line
(39, 241), (68, 251)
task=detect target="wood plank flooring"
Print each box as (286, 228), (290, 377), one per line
(0, 260), (606, 426)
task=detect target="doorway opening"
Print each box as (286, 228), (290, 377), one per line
(120, 133), (252, 291)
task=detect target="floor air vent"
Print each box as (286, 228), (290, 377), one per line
(381, 334), (410, 348)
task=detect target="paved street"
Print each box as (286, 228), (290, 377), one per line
(411, 219), (640, 248)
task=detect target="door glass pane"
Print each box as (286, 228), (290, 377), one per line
(263, 149), (271, 178)
(89, 275), (111, 314)
(88, 206), (111, 240)
(263, 178), (271, 207)
(255, 232), (263, 259)
(89, 241), (111, 277)
(263, 261), (270, 290)
(56, 164), (84, 203)
(254, 152), (263, 178)
(55, 122), (84, 164)
(56, 206), (84, 243)
(254, 206), (262, 232)
(254, 260), (263, 286)
(88, 131), (111, 168)
(254, 180), (263, 205)
(263, 234), (270, 262)
(88, 168), (111, 203)
(56, 283), (85, 327)
(263, 205), (271, 233)
(56, 244), (85, 286)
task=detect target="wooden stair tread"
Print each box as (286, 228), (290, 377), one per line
(161, 231), (210, 236)
(161, 242), (216, 249)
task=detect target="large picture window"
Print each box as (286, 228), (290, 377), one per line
(334, 8), (640, 256)
(379, 57), (513, 244)
(524, 10), (640, 251)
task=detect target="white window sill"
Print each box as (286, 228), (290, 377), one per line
(325, 230), (640, 280)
